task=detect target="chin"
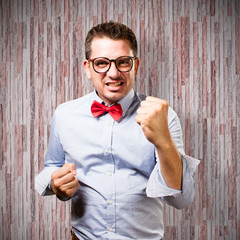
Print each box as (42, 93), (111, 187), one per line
(106, 94), (124, 104)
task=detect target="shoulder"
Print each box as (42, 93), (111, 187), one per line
(55, 92), (93, 116)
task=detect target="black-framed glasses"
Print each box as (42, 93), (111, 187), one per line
(88, 56), (137, 73)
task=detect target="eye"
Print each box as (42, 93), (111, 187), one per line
(117, 57), (131, 67)
(94, 58), (109, 68)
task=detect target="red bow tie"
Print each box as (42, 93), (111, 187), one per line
(91, 100), (123, 121)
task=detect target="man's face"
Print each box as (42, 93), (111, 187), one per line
(83, 37), (139, 104)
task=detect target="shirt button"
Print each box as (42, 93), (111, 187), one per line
(108, 200), (112, 205)
(105, 149), (109, 153)
(108, 227), (113, 232)
(107, 172), (112, 176)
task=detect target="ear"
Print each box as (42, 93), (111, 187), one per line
(134, 57), (140, 76)
(83, 60), (92, 79)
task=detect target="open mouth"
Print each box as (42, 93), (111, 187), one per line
(106, 82), (123, 87)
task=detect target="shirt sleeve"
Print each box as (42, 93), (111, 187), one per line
(35, 112), (65, 196)
(146, 107), (200, 209)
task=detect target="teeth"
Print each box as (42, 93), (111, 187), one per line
(107, 82), (121, 87)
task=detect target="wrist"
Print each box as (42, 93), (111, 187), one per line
(154, 134), (174, 151)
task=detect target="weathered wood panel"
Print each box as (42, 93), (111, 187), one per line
(0, 0), (239, 239)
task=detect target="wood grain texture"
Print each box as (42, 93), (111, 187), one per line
(0, 0), (239, 239)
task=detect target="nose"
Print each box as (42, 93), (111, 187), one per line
(106, 61), (121, 78)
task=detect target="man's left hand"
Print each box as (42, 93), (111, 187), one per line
(135, 96), (172, 148)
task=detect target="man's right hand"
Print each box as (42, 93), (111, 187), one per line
(50, 163), (79, 198)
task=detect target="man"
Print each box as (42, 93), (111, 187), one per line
(35, 21), (199, 239)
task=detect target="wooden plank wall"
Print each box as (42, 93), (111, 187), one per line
(0, 0), (239, 239)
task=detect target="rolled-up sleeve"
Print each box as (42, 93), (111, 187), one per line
(146, 154), (200, 209)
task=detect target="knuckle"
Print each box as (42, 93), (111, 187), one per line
(65, 162), (76, 171)
(140, 100), (146, 107)
(163, 100), (169, 107)
(53, 180), (61, 189)
(63, 163), (69, 168)
(62, 164), (71, 173)
(136, 108), (141, 114)
(63, 163), (70, 169)
(146, 96), (151, 101)
(157, 103), (164, 111)
(157, 101), (168, 110)
(69, 163), (76, 168)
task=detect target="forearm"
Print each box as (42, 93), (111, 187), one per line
(155, 138), (182, 190)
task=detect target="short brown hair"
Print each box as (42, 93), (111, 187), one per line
(85, 21), (138, 59)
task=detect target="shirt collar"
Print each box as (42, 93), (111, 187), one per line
(92, 89), (135, 117)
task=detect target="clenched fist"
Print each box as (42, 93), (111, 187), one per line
(135, 96), (171, 148)
(51, 163), (79, 198)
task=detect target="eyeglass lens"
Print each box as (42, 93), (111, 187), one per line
(93, 56), (133, 73)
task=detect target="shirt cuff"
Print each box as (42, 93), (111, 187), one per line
(146, 154), (200, 198)
(35, 167), (60, 195)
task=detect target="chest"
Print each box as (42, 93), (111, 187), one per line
(58, 111), (156, 177)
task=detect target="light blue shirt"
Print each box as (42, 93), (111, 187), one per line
(35, 89), (199, 239)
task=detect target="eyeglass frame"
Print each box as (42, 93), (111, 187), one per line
(88, 56), (137, 74)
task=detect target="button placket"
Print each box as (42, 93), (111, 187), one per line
(104, 117), (114, 156)
(103, 116), (116, 233)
